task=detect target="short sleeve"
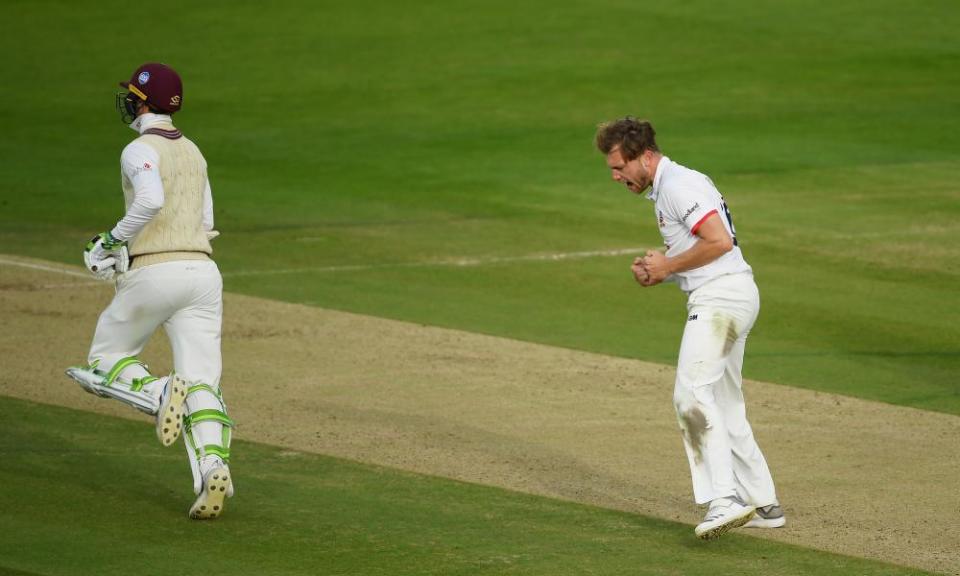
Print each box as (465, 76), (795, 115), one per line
(660, 177), (719, 234)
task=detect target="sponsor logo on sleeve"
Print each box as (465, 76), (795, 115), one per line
(688, 314), (698, 321)
(658, 210), (666, 228)
(682, 203), (700, 221)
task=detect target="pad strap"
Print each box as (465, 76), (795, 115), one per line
(184, 382), (234, 462)
(184, 422), (233, 462)
(186, 383), (222, 399)
(130, 375), (159, 392)
(102, 356), (147, 387)
(187, 409), (234, 427)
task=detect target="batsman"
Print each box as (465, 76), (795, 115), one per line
(596, 117), (784, 540)
(67, 62), (234, 519)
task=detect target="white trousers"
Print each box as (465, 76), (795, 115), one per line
(88, 260), (223, 389)
(673, 272), (777, 506)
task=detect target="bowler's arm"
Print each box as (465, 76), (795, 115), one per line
(639, 212), (733, 285)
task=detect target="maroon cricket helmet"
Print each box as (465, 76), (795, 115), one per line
(119, 63), (183, 114)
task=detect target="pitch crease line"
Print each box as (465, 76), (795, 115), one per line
(223, 247), (649, 277)
(0, 257), (92, 279)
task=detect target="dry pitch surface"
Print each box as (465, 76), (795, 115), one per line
(2, 255), (958, 574)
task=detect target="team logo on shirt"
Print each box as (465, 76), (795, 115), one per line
(138, 71), (150, 85)
(130, 162), (153, 177)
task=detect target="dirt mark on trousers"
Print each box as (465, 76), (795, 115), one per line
(680, 406), (708, 464)
(712, 313), (739, 356)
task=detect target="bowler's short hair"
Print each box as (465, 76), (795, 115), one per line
(595, 117), (659, 160)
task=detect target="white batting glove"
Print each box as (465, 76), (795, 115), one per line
(83, 232), (128, 280)
(114, 245), (130, 274)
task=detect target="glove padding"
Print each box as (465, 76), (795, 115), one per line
(84, 232), (129, 280)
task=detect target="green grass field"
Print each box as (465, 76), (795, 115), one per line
(0, 396), (935, 576)
(2, 0), (957, 413)
(1, 0), (958, 573)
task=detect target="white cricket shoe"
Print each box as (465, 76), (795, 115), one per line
(189, 461), (233, 520)
(156, 375), (187, 447)
(744, 504), (786, 528)
(695, 497), (756, 540)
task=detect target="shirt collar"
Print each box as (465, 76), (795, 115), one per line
(129, 112), (175, 134)
(646, 155), (670, 201)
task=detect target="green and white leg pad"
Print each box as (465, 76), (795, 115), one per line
(65, 358), (163, 415)
(66, 358), (187, 447)
(182, 382), (235, 519)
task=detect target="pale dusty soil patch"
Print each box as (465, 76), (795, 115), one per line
(1, 255), (958, 575)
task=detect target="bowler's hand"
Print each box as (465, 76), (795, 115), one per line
(631, 257), (651, 287)
(639, 250), (671, 286)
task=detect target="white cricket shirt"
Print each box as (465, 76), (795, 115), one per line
(646, 156), (751, 293)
